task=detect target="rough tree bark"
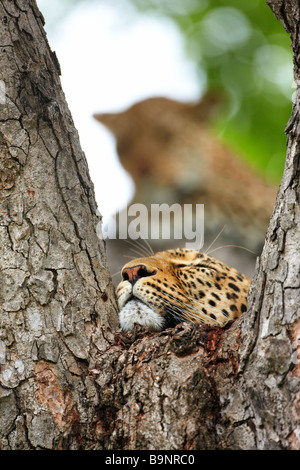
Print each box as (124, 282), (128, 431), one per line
(0, 0), (299, 451)
(238, 0), (300, 449)
(0, 0), (118, 449)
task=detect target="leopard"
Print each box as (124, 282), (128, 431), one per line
(116, 248), (251, 332)
(95, 94), (277, 256)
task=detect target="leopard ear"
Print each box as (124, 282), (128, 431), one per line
(93, 112), (123, 135)
(188, 90), (227, 122)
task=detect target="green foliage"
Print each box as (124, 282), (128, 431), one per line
(126, 0), (293, 182)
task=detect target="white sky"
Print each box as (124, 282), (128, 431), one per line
(37, 1), (201, 223)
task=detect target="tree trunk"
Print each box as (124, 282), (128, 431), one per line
(238, 0), (300, 449)
(0, 0), (118, 449)
(0, 0), (299, 451)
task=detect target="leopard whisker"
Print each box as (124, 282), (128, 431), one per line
(160, 295), (190, 316)
(204, 225), (227, 254)
(134, 239), (153, 257)
(165, 305), (187, 322)
(122, 254), (140, 260)
(142, 277), (206, 317)
(111, 270), (122, 278)
(207, 244), (257, 256)
(162, 291), (222, 325)
(162, 294), (221, 325)
(128, 246), (150, 258)
(124, 239), (151, 258)
(139, 235), (155, 256)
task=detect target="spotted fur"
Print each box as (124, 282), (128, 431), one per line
(117, 248), (251, 331)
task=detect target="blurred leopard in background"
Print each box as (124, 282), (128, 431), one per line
(95, 94), (277, 280)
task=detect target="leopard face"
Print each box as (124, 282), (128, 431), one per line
(116, 248), (251, 331)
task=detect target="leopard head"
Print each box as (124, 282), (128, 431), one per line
(116, 248), (251, 331)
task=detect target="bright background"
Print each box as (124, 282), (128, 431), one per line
(37, 0), (293, 226)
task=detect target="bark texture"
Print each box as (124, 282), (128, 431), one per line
(237, 0), (300, 449)
(0, 0), (118, 449)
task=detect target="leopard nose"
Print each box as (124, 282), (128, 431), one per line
(122, 264), (152, 284)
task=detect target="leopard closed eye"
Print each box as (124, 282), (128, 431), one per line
(116, 248), (251, 331)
